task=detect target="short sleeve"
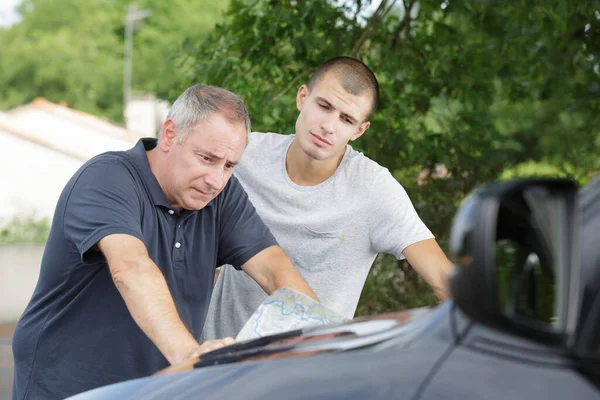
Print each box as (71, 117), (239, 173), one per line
(215, 176), (278, 269)
(63, 159), (144, 264)
(368, 170), (434, 260)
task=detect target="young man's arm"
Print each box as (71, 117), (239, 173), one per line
(402, 238), (455, 300)
(99, 234), (234, 365)
(368, 170), (454, 301)
(241, 245), (318, 301)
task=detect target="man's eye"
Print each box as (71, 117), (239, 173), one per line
(319, 104), (329, 109)
(200, 155), (211, 162)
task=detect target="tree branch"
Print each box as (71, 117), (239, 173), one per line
(350, 0), (399, 57)
(271, 70), (310, 102)
(389, 0), (416, 51)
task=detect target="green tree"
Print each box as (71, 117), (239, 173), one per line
(0, 0), (124, 119)
(0, 0), (229, 122)
(113, 0), (230, 100)
(178, 0), (600, 315)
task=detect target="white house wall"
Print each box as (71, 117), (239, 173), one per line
(0, 129), (83, 222)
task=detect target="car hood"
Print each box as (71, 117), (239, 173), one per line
(156, 305), (437, 376)
(68, 302), (455, 400)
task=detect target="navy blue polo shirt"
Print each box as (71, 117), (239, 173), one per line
(12, 138), (277, 400)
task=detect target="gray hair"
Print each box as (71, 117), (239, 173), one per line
(166, 83), (250, 143)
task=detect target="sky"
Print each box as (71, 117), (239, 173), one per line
(0, 0), (21, 28)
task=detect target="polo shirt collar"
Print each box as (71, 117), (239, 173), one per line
(127, 138), (215, 211)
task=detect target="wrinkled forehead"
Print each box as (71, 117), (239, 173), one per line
(219, 108), (250, 136)
(187, 113), (247, 149)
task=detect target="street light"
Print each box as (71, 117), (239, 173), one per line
(123, 3), (152, 116)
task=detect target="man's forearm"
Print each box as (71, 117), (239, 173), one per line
(243, 246), (318, 302)
(403, 238), (454, 301)
(111, 257), (200, 364)
(269, 263), (318, 301)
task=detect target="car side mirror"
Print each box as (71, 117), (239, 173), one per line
(574, 175), (600, 360)
(448, 178), (580, 346)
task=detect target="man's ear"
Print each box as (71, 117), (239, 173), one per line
(350, 121), (370, 141)
(296, 85), (309, 111)
(158, 119), (178, 151)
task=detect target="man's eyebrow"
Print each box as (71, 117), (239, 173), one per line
(200, 151), (239, 166)
(341, 112), (358, 124)
(316, 96), (331, 105)
(315, 96), (359, 124)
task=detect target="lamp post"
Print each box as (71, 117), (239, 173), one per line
(123, 3), (152, 116)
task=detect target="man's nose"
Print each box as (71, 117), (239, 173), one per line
(320, 114), (336, 134)
(205, 167), (225, 192)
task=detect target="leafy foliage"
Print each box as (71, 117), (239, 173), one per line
(0, 0), (229, 121)
(2, 0), (598, 314)
(177, 0), (599, 186)
(178, 0), (600, 315)
(0, 216), (50, 244)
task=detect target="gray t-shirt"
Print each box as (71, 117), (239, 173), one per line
(202, 132), (433, 340)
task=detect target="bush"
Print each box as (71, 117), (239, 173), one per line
(356, 253), (439, 317)
(0, 216), (50, 244)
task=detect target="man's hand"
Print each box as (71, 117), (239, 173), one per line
(241, 245), (318, 302)
(178, 337), (235, 363)
(153, 337), (236, 376)
(402, 238), (455, 301)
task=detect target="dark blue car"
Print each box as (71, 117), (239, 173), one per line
(68, 177), (600, 400)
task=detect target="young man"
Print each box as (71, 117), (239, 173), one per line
(203, 57), (455, 340)
(11, 84), (317, 400)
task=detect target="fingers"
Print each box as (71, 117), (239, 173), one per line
(178, 337), (235, 364)
(196, 336), (235, 356)
(220, 336), (235, 346)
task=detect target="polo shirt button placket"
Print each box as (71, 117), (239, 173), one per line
(167, 208), (181, 268)
(172, 213), (184, 270)
(173, 239), (183, 269)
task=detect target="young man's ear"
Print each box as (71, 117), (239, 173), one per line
(296, 85), (309, 111)
(351, 121), (370, 141)
(158, 119), (178, 151)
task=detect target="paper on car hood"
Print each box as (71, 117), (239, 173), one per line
(236, 288), (350, 342)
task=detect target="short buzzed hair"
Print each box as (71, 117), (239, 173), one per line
(307, 56), (380, 120)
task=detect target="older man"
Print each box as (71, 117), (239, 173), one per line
(11, 83), (317, 400)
